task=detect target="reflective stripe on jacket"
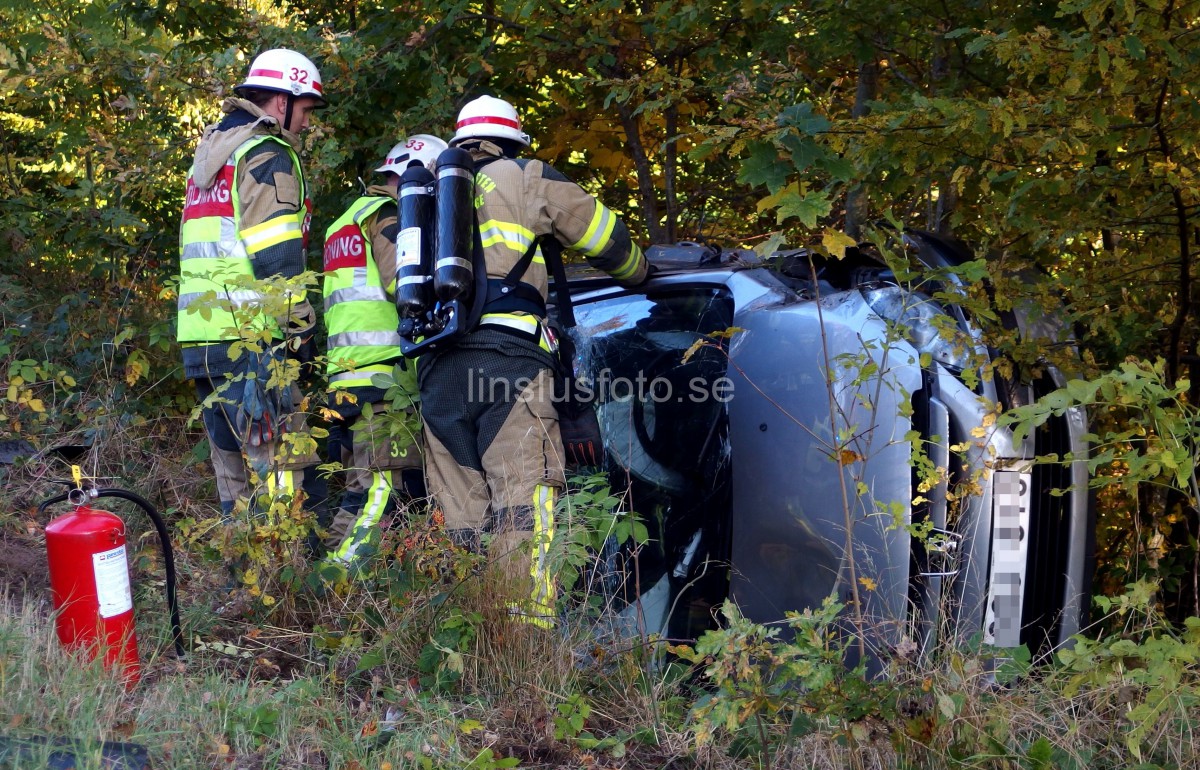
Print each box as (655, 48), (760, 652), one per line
(323, 195), (403, 389)
(177, 135), (309, 344)
(469, 154), (648, 313)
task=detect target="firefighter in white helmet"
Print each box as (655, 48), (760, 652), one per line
(319, 134), (448, 571)
(177, 48), (328, 526)
(418, 95), (648, 627)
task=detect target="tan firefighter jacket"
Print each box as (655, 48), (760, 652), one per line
(463, 140), (648, 315)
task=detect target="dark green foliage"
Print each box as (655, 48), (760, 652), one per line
(3, 2), (1200, 765)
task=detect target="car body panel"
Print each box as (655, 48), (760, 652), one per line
(720, 269), (920, 656)
(561, 235), (1093, 659)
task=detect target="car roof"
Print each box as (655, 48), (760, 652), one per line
(560, 229), (976, 300)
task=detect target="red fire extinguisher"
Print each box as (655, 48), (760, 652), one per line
(45, 501), (142, 682)
(40, 468), (185, 685)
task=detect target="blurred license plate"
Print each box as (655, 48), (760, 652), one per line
(984, 469), (1031, 647)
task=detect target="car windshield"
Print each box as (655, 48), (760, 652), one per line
(570, 287), (735, 639)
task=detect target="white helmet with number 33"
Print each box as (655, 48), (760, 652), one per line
(235, 48), (327, 107)
(375, 134), (449, 174)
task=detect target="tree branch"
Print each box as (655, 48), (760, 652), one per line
(615, 102), (664, 243)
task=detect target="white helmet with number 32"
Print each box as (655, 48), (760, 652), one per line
(235, 48), (327, 107)
(375, 134), (449, 174)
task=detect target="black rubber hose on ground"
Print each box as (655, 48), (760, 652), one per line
(0, 734), (151, 770)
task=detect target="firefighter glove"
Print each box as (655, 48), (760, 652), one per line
(239, 376), (277, 447)
(234, 352), (291, 448)
(559, 406), (604, 467)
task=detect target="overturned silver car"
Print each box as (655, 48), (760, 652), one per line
(560, 231), (1093, 662)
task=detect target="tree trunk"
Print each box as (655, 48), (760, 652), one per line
(844, 56), (879, 240)
(616, 102), (665, 244)
(664, 101), (678, 243)
(932, 28), (957, 235)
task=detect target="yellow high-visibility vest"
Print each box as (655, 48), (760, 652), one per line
(176, 135), (310, 345)
(322, 195), (405, 389)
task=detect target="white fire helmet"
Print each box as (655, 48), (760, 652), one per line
(234, 48), (327, 107)
(375, 134), (449, 174)
(451, 95), (530, 147)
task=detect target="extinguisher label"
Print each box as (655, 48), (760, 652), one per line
(92, 545), (133, 618)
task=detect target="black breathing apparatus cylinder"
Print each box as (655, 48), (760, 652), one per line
(432, 147), (476, 303)
(394, 163), (436, 318)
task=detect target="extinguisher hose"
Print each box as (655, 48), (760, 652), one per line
(94, 489), (185, 660)
(37, 489), (186, 661)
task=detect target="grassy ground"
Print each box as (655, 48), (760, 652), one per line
(3, 424), (1200, 769)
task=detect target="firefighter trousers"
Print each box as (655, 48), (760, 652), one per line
(194, 377), (321, 517)
(418, 328), (565, 626)
(323, 395), (423, 568)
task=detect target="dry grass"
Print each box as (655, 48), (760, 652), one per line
(4, 414), (1200, 769)
(5, 540), (1200, 770)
